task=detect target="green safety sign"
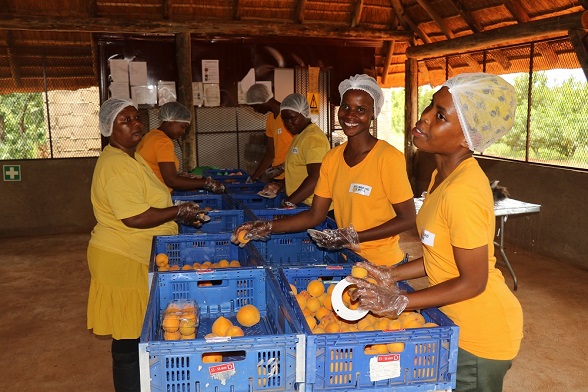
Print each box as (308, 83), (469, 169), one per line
(3, 165), (21, 181)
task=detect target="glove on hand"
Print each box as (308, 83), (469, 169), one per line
(307, 226), (360, 251)
(203, 176), (225, 194)
(264, 163), (285, 179)
(259, 182), (281, 198)
(353, 261), (399, 286)
(280, 199), (297, 209)
(231, 220), (273, 247)
(245, 176), (255, 184)
(346, 277), (408, 319)
(175, 201), (209, 227)
(178, 171), (198, 179)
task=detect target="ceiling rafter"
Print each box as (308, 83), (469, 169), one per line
(162, 0), (170, 19)
(296, 0), (307, 23)
(389, 0), (409, 30)
(234, 0), (241, 20)
(0, 14), (412, 41)
(389, 0), (430, 43)
(351, 0), (365, 28)
(488, 50), (511, 70)
(415, 0), (454, 39)
(535, 41), (559, 66)
(503, 0), (530, 24)
(447, 0), (482, 33)
(381, 40), (396, 84)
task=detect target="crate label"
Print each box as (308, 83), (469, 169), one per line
(197, 269), (215, 274)
(326, 265), (343, 270)
(369, 354), (400, 381)
(209, 362), (236, 385)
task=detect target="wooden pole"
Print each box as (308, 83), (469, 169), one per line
(404, 58), (418, 188)
(175, 32), (197, 170)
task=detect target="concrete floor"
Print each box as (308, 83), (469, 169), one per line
(0, 231), (586, 391)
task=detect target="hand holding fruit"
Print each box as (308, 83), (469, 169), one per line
(175, 201), (209, 227)
(346, 276), (408, 319)
(352, 261), (399, 286)
(231, 220), (273, 247)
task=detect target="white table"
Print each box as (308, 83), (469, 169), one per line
(414, 197), (541, 290)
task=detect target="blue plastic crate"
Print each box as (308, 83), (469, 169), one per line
(148, 233), (266, 285)
(172, 189), (211, 197)
(140, 268), (306, 391)
(276, 266), (459, 392)
(224, 181), (266, 194)
(172, 194), (226, 210)
(224, 192), (292, 209)
(178, 209), (245, 234)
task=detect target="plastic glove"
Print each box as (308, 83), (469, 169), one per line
(258, 182), (281, 198)
(203, 176), (225, 194)
(307, 226), (360, 251)
(353, 261), (399, 286)
(175, 201), (209, 227)
(280, 199), (296, 209)
(246, 176), (255, 184)
(178, 171), (199, 179)
(231, 221), (273, 247)
(346, 276), (408, 319)
(264, 163), (285, 179)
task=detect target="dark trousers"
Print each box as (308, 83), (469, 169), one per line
(112, 338), (141, 392)
(455, 348), (513, 392)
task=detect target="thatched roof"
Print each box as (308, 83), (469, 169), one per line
(0, 0), (586, 94)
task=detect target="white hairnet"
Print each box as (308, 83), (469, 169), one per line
(99, 98), (137, 137)
(159, 101), (191, 123)
(280, 93), (310, 119)
(338, 74), (385, 118)
(443, 73), (516, 152)
(246, 84), (273, 104)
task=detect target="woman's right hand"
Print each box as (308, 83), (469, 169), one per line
(231, 221), (273, 247)
(175, 202), (209, 226)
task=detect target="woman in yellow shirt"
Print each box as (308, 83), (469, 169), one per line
(137, 101), (224, 193)
(232, 75), (416, 266)
(88, 98), (206, 392)
(348, 73), (524, 392)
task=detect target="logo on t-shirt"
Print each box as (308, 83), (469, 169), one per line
(291, 147), (299, 154)
(349, 183), (372, 196)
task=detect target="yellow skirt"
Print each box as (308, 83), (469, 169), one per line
(87, 244), (149, 340)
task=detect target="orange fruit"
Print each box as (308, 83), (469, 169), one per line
(386, 342), (405, 352)
(236, 304), (261, 327)
(229, 260), (241, 267)
(401, 313), (425, 329)
(237, 230), (250, 244)
(305, 315), (317, 329)
(386, 319), (402, 330)
(155, 253), (169, 267)
(218, 259), (230, 268)
(307, 280), (325, 297)
(225, 325), (245, 337)
(423, 322), (438, 328)
(158, 265), (170, 272)
(165, 303), (181, 314)
(162, 314), (180, 332)
(373, 344), (389, 354)
(289, 284), (298, 295)
(211, 316), (233, 336)
(204, 333), (218, 339)
(295, 293), (307, 309)
(324, 321), (340, 334)
(192, 262), (201, 269)
(305, 297), (321, 313)
(326, 284), (335, 296)
(180, 333), (196, 340)
(182, 264), (193, 271)
(202, 353), (222, 363)
(313, 326), (326, 334)
(164, 331), (181, 340)
(321, 294), (332, 310)
(351, 266), (368, 279)
(179, 319), (196, 336)
(375, 318), (390, 331)
(169, 265), (180, 271)
(315, 306), (332, 321)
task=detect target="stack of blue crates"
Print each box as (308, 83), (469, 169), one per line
(141, 168), (459, 392)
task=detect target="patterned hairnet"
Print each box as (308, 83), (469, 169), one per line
(159, 101), (191, 123)
(338, 74), (385, 118)
(99, 98), (137, 137)
(280, 93), (310, 119)
(443, 73), (516, 152)
(246, 84), (273, 104)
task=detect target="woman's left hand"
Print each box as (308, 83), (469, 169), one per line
(346, 276), (408, 318)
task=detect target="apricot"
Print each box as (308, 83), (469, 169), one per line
(351, 266), (368, 279)
(307, 280), (325, 297)
(236, 304), (260, 327)
(155, 253), (169, 267)
(211, 316), (233, 336)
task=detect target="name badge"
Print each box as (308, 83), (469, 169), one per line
(292, 147), (299, 154)
(421, 229), (435, 246)
(277, 128), (282, 134)
(349, 183), (372, 196)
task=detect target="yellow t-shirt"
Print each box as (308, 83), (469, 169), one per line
(314, 140), (413, 265)
(136, 129), (179, 191)
(285, 123), (330, 206)
(89, 145), (178, 265)
(266, 113), (292, 181)
(417, 157), (523, 360)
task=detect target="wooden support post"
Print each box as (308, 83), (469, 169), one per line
(404, 58), (418, 187)
(569, 29), (588, 81)
(175, 32), (197, 170)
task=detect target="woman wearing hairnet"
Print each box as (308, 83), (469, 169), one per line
(137, 101), (224, 193)
(348, 73), (523, 392)
(87, 98), (207, 392)
(232, 75), (416, 267)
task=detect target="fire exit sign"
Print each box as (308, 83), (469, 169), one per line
(3, 165), (21, 181)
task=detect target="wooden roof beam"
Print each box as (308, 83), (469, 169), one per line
(406, 12), (584, 59)
(389, 0), (431, 44)
(296, 0), (307, 24)
(6, 31), (22, 88)
(163, 0), (170, 19)
(389, 0), (409, 30)
(488, 49), (512, 70)
(234, 0), (241, 20)
(503, 0), (530, 24)
(351, 0), (365, 28)
(415, 0), (454, 39)
(569, 29), (588, 79)
(447, 0), (482, 33)
(0, 14), (412, 41)
(535, 41), (559, 66)
(381, 40), (396, 84)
